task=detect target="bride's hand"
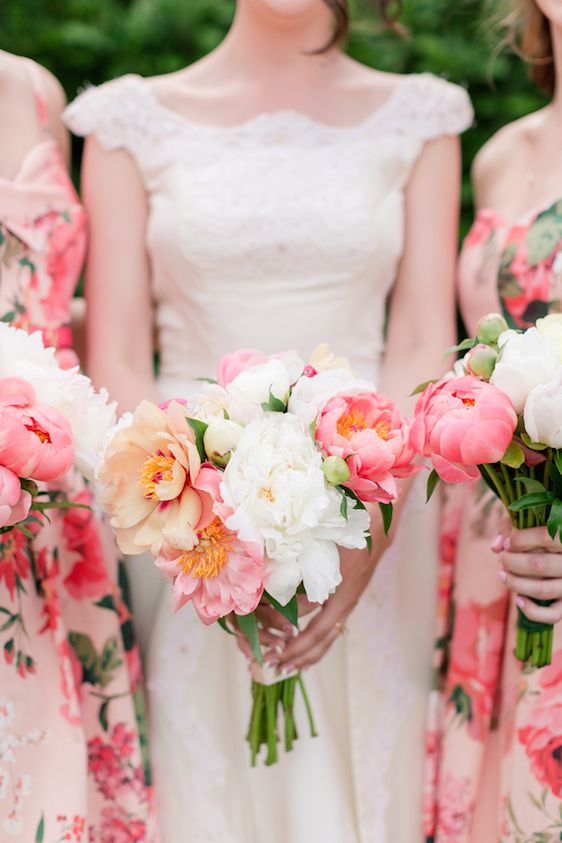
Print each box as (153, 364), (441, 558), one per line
(274, 528), (391, 673)
(495, 525), (562, 624)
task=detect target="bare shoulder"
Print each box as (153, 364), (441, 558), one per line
(472, 109), (547, 205)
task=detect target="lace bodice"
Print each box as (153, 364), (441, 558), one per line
(65, 72), (472, 395)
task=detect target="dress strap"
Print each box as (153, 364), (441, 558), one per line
(22, 58), (51, 136)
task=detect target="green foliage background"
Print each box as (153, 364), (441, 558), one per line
(2, 0), (548, 232)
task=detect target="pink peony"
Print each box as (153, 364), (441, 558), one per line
(217, 349), (268, 387)
(410, 376), (517, 483)
(0, 377), (74, 482)
(0, 467), (31, 528)
(315, 391), (418, 503)
(155, 465), (264, 624)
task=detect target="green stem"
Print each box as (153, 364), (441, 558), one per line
(264, 685), (278, 766)
(480, 464), (513, 517)
(297, 673), (318, 738)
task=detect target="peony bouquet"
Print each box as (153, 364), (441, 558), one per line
(0, 323), (116, 535)
(412, 313), (562, 667)
(97, 345), (418, 765)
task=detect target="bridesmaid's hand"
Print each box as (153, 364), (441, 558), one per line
(495, 526), (562, 624)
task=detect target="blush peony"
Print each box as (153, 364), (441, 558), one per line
(97, 400), (205, 555)
(411, 376), (518, 483)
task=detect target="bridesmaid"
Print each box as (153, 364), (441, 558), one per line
(426, 2), (562, 841)
(0, 52), (157, 840)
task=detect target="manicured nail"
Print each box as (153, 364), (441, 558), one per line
(273, 642), (285, 654)
(498, 569), (507, 583)
(516, 596), (525, 609)
(281, 663), (296, 676)
(265, 656), (280, 668)
(492, 534), (504, 552)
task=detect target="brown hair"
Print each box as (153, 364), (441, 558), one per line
(320, 1), (403, 51)
(505, 1), (554, 95)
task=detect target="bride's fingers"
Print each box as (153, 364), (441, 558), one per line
(501, 550), (562, 579)
(277, 608), (344, 668)
(515, 596), (562, 624)
(500, 570), (562, 601)
(288, 626), (341, 671)
(254, 604), (294, 636)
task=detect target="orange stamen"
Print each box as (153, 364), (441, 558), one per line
(178, 518), (234, 578)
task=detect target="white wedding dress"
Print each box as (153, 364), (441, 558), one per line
(66, 74), (472, 843)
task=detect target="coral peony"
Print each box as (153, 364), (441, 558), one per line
(97, 400), (205, 555)
(217, 349), (268, 387)
(411, 376), (517, 483)
(155, 465), (264, 623)
(0, 377), (74, 482)
(315, 391), (418, 503)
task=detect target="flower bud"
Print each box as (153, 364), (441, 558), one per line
(466, 343), (498, 380)
(203, 419), (243, 467)
(475, 313), (508, 346)
(322, 455), (351, 485)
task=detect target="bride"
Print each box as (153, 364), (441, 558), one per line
(65, 0), (472, 840)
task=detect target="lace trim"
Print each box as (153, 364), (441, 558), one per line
(64, 72), (473, 161)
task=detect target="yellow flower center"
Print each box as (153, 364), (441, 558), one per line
(178, 518), (234, 578)
(374, 418), (391, 440)
(337, 409), (367, 439)
(139, 454), (175, 500)
(25, 421), (51, 444)
(259, 487), (275, 503)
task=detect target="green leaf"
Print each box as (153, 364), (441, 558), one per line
(261, 388), (287, 413)
(0, 614), (18, 633)
(0, 311), (16, 324)
(265, 592), (299, 628)
(95, 595), (116, 611)
(98, 700), (110, 732)
(35, 815), (45, 843)
(555, 449), (562, 476)
(309, 416), (318, 441)
(516, 476), (547, 495)
(549, 457), (562, 500)
(217, 617), (236, 636)
(520, 432), (548, 451)
(236, 611), (263, 665)
(426, 469), (440, 502)
(341, 485), (367, 513)
(509, 492), (556, 512)
(338, 487), (348, 520)
(501, 441), (525, 469)
(410, 379), (438, 396)
(378, 502), (393, 535)
(194, 377), (218, 385)
(547, 499), (562, 543)
(365, 531), (373, 554)
(445, 337), (476, 357)
(186, 417), (209, 462)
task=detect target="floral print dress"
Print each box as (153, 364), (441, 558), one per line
(425, 200), (562, 843)
(0, 60), (157, 842)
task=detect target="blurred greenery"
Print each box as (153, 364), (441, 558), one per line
(2, 0), (548, 233)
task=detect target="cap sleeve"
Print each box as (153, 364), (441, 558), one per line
(63, 74), (151, 154)
(402, 74), (473, 140)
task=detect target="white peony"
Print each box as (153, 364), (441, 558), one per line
(536, 313), (562, 361)
(288, 368), (371, 425)
(0, 324), (117, 481)
(524, 368), (562, 447)
(228, 358), (293, 407)
(490, 328), (560, 413)
(220, 413), (369, 605)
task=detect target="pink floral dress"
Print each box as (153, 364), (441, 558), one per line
(0, 60), (157, 842)
(425, 199), (562, 842)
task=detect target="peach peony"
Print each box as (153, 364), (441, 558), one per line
(98, 400), (206, 555)
(315, 391), (418, 503)
(410, 376), (517, 483)
(155, 465), (264, 623)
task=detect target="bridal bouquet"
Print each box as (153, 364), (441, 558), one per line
(412, 312), (562, 667)
(0, 323), (116, 535)
(97, 345), (418, 765)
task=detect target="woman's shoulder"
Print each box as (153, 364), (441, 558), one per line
(472, 108), (548, 204)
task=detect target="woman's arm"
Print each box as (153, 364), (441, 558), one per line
(82, 137), (157, 411)
(275, 135), (462, 672)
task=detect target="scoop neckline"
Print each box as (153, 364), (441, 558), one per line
(128, 71), (424, 134)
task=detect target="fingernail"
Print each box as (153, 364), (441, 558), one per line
(498, 569), (507, 583)
(503, 535), (511, 550)
(274, 642), (285, 654)
(265, 656), (280, 668)
(516, 596), (525, 609)
(492, 534), (504, 552)
(281, 663), (296, 676)
(283, 623), (294, 635)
